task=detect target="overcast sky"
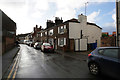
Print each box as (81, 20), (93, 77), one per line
(0, 0), (116, 34)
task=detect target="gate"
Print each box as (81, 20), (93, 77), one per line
(75, 39), (87, 51)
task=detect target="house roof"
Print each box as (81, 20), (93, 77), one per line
(64, 18), (80, 23)
(17, 33), (31, 37)
(112, 31), (116, 35)
(44, 18), (102, 30)
(64, 18), (102, 29)
(87, 22), (102, 29)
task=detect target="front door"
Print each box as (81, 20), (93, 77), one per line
(54, 39), (57, 50)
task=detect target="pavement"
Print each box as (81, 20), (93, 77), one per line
(2, 45), (20, 78)
(55, 50), (93, 61)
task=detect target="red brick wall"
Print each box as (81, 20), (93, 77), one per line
(69, 39), (74, 52)
(6, 37), (15, 50)
(2, 37), (15, 54)
(101, 36), (116, 47)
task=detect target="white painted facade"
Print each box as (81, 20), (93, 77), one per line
(69, 14), (102, 47)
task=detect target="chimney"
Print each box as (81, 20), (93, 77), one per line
(40, 26), (42, 30)
(55, 17), (63, 25)
(36, 25), (38, 28)
(78, 14), (87, 24)
(46, 20), (55, 29)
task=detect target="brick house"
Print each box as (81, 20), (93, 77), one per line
(25, 33), (32, 42)
(16, 33), (30, 44)
(36, 14), (102, 52)
(0, 10), (16, 54)
(32, 25), (42, 43)
(101, 32), (116, 47)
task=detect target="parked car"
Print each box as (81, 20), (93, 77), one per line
(41, 43), (54, 52)
(28, 41), (33, 46)
(26, 41), (32, 46)
(31, 42), (35, 47)
(34, 42), (42, 49)
(87, 47), (120, 79)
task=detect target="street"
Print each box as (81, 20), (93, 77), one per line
(16, 44), (92, 78)
(3, 44), (116, 80)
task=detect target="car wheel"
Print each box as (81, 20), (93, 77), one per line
(89, 63), (100, 75)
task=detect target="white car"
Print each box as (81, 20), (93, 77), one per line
(41, 43), (54, 52)
(34, 42), (41, 49)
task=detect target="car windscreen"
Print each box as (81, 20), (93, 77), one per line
(43, 43), (51, 46)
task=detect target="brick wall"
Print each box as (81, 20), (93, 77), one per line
(101, 36), (116, 47)
(5, 37), (15, 50)
(1, 10), (16, 54)
(69, 39), (74, 51)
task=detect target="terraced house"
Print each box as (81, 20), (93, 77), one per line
(37, 14), (102, 52)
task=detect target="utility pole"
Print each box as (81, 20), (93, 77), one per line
(116, 0), (120, 47)
(85, 2), (88, 16)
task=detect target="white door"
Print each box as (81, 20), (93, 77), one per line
(75, 39), (79, 51)
(80, 39), (87, 51)
(75, 39), (87, 51)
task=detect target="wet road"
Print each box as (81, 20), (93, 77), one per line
(14, 44), (115, 79)
(15, 44), (93, 78)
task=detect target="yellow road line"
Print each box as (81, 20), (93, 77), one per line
(12, 55), (19, 80)
(12, 65), (17, 80)
(7, 55), (19, 80)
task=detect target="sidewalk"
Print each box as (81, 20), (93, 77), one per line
(55, 50), (92, 61)
(2, 45), (20, 77)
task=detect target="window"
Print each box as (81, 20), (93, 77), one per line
(41, 33), (42, 37)
(64, 25), (66, 29)
(49, 38), (53, 45)
(7, 31), (15, 38)
(102, 49), (118, 59)
(42, 33), (44, 36)
(45, 32), (47, 35)
(59, 38), (64, 46)
(58, 38), (66, 46)
(37, 32), (40, 37)
(38, 33), (41, 37)
(58, 25), (67, 34)
(49, 29), (53, 36)
(37, 34), (39, 37)
(45, 39), (47, 42)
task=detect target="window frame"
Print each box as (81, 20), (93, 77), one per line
(48, 38), (53, 45)
(41, 33), (43, 37)
(58, 38), (66, 47)
(58, 25), (67, 34)
(49, 29), (54, 36)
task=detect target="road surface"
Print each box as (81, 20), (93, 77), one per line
(3, 44), (116, 80)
